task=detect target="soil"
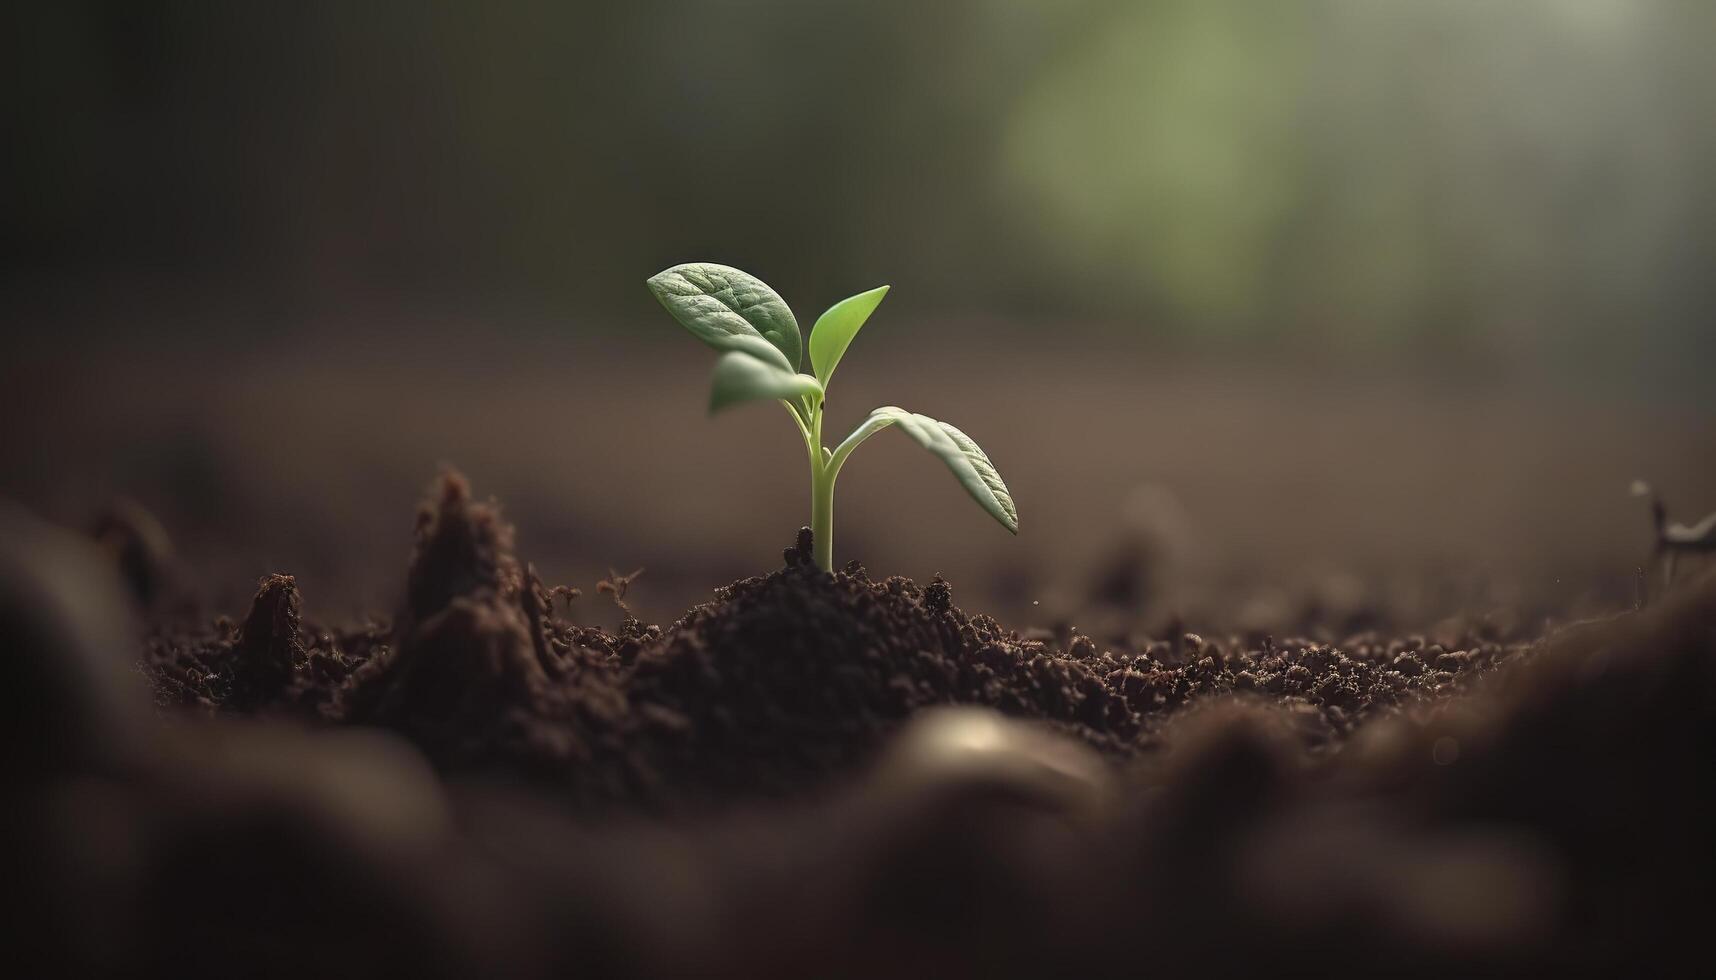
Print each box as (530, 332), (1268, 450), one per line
(142, 472), (1519, 812)
(13, 470), (1716, 976)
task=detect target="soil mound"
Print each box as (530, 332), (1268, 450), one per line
(620, 530), (1136, 803)
(341, 473), (632, 800)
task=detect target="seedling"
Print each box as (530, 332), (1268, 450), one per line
(1631, 481), (1716, 591)
(647, 262), (1017, 572)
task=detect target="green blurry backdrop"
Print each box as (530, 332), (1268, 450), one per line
(11, 0), (1715, 382)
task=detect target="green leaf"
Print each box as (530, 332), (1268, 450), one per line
(808, 285), (889, 386)
(708, 352), (823, 415)
(647, 263), (801, 370)
(832, 407), (1018, 533)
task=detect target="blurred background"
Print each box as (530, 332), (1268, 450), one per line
(4, 0), (1713, 629)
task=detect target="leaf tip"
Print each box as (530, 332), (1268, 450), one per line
(644, 268), (677, 300)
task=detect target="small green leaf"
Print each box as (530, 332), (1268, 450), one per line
(808, 285), (889, 386)
(647, 263), (801, 370)
(832, 406), (1017, 533)
(708, 352), (823, 415)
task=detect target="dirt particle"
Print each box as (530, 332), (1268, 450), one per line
(923, 576), (953, 615)
(784, 526), (815, 566)
(1434, 650), (1471, 672)
(1392, 652), (1425, 677)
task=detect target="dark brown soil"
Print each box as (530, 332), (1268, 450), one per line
(141, 472), (1518, 810)
(15, 471), (1715, 977)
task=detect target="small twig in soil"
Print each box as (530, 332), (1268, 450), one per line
(549, 584), (582, 612)
(596, 567), (645, 618)
(1633, 480), (1716, 596)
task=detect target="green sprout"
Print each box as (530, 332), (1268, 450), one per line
(647, 262), (1017, 572)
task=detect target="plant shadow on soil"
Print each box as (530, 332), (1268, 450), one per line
(13, 470), (1716, 977)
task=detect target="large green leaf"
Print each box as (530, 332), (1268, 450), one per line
(647, 263), (801, 371)
(707, 351), (823, 415)
(808, 285), (889, 386)
(832, 406), (1018, 533)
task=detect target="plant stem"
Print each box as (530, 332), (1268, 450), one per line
(809, 403), (835, 571)
(811, 456), (835, 572)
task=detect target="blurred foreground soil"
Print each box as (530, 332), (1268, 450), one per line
(8, 481), (1716, 977)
